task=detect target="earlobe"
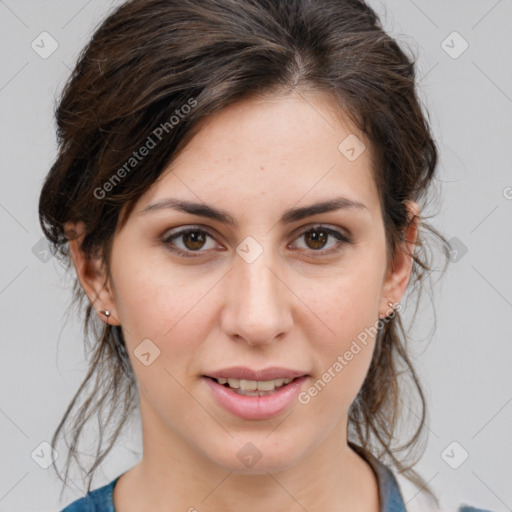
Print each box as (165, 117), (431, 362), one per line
(379, 201), (419, 316)
(65, 221), (121, 326)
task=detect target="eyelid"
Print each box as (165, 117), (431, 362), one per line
(291, 223), (351, 242)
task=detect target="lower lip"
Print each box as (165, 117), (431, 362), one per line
(203, 376), (309, 420)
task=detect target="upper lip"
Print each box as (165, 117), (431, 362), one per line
(204, 366), (309, 381)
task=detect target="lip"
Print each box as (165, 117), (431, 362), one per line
(205, 366), (308, 381)
(203, 374), (310, 420)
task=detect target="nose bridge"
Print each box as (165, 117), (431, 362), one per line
(224, 242), (291, 345)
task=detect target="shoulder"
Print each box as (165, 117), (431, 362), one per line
(457, 506), (498, 512)
(394, 472), (498, 512)
(386, 461), (498, 512)
(58, 475), (121, 512)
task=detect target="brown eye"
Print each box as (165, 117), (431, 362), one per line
(304, 229), (329, 250)
(292, 226), (351, 255)
(182, 230), (207, 250)
(162, 227), (218, 257)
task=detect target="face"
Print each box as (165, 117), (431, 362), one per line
(70, 89), (416, 475)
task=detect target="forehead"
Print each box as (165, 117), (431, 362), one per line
(135, 90), (379, 221)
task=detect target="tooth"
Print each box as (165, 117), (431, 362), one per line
(227, 378), (240, 389)
(218, 377), (295, 392)
(239, 379), (258, 391)
(257, 380), (276, 391)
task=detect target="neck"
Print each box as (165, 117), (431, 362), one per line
(114, 402), (380, 512)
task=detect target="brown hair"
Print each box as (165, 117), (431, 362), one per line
(39, 0), (450, 503)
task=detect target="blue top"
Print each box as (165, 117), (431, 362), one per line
(59, 442), (495, 512)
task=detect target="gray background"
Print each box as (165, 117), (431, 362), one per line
(1, 1), (511, 511)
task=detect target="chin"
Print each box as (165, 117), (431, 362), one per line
(203, 436), (308, 475)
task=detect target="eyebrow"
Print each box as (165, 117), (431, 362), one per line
(139, 196), (368, 226)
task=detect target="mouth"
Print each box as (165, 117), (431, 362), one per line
(204, 376), (301, 397)
(202, 369), (310, 420)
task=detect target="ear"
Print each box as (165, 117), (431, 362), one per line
(378, 201), (419, 317)
(65, 220), (121, 326)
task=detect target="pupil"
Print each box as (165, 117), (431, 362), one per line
(307, 229), (327, 250)
(184, 231), (205, 250)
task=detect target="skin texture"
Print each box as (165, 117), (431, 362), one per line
(67, 89), (418, 512)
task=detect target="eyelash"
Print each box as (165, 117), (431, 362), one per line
(161, 225), (351, 259)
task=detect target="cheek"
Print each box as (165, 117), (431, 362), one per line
(302, 254), (385, 403)
(301, 288), (379, 419)
(111, 257), (222, 405)
(112, 251), (213, 341)
(309, 260), (385, 348)
(112, 263), (209, 405)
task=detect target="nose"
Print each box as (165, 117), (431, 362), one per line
(220, 249), (294, 348)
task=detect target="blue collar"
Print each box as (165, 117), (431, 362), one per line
(349, 441), (408, 512)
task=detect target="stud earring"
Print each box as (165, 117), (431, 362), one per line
(378, 301), (395, 320)
(99, 309), (111, 320)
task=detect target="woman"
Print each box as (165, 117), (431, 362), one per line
(38, 0), (493, 511)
